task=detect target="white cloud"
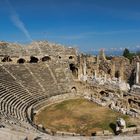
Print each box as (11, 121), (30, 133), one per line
(6, 0), (32, 41)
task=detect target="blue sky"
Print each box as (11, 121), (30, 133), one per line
(1, 0), (140, 52)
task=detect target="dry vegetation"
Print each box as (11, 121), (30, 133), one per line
(35, 98), (137, 136)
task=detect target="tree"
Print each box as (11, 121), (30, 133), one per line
(123, 48), (130, 58)
(123, 48), (135, 60)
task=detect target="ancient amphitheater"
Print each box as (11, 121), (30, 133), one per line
(0, 41), (140, 140)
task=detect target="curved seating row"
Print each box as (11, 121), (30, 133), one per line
(0, 63), (73, 133)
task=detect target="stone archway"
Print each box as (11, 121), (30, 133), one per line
(108, 69), (111, 75)
(41, 56), (51, 62)
(69, 64), (78, 78)
(69, 56), (74, 59)
(17, 58), (26, 64)
(71, 87), (77, 93)
(115, 71), (120, 78)
(2, 55), (12, 62)
(30, 56), (39, 63)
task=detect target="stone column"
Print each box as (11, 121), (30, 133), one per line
(111, 62), (115, 78)
(78, 56), (83, 80)
(96, 55), (99, 64)
(94, 70), (97, 79)
(83, 58), (86, 76)
(136, 62), (140, 84)
(78, 64), (83, 80)
(99, 49), (106, 61)
(83, 57), (87, 81)
(119, 62), (124, 81)
(104, 74), (107, 82)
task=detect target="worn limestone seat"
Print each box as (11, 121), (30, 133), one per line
(0, 62), (73, 135)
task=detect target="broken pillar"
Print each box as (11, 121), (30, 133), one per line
(111, 62), (115, 78)
(136, 62), (140, 84)
(94, 70), (97, 79)
(119, 62), (124, 82)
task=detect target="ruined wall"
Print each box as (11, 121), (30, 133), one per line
(0, 40), (140, 87)
(0, 41), (77, 61)
(77, 52), (139, 86)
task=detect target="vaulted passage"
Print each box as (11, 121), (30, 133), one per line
(100, 91), (109, 97)
(108, 69), (111, 74)
(2, 56), (12, 62)
(71, 87), (77, 93)
(69, 64), (78, 78)
(41, 56), (51, 62)
(30, 56), (39, 63)
(69, 56), (74, 59)
(17, 58), (26, 64)
(115, 71), (120, 78)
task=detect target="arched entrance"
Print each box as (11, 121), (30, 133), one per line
(69, 56), (74, 59)
(2, 56), (12, 62)
(17, 58), (26, 64)
(115, 71), (120, 78)
(69, 64), (78, 78)
(41, 56), (51, 62)
(30, 56), (39, 63)
(71, 87), (77, 93)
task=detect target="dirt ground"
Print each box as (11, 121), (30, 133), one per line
(34, 98), (139, 136)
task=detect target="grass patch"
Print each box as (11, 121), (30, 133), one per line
(35, 98), (138, 136)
